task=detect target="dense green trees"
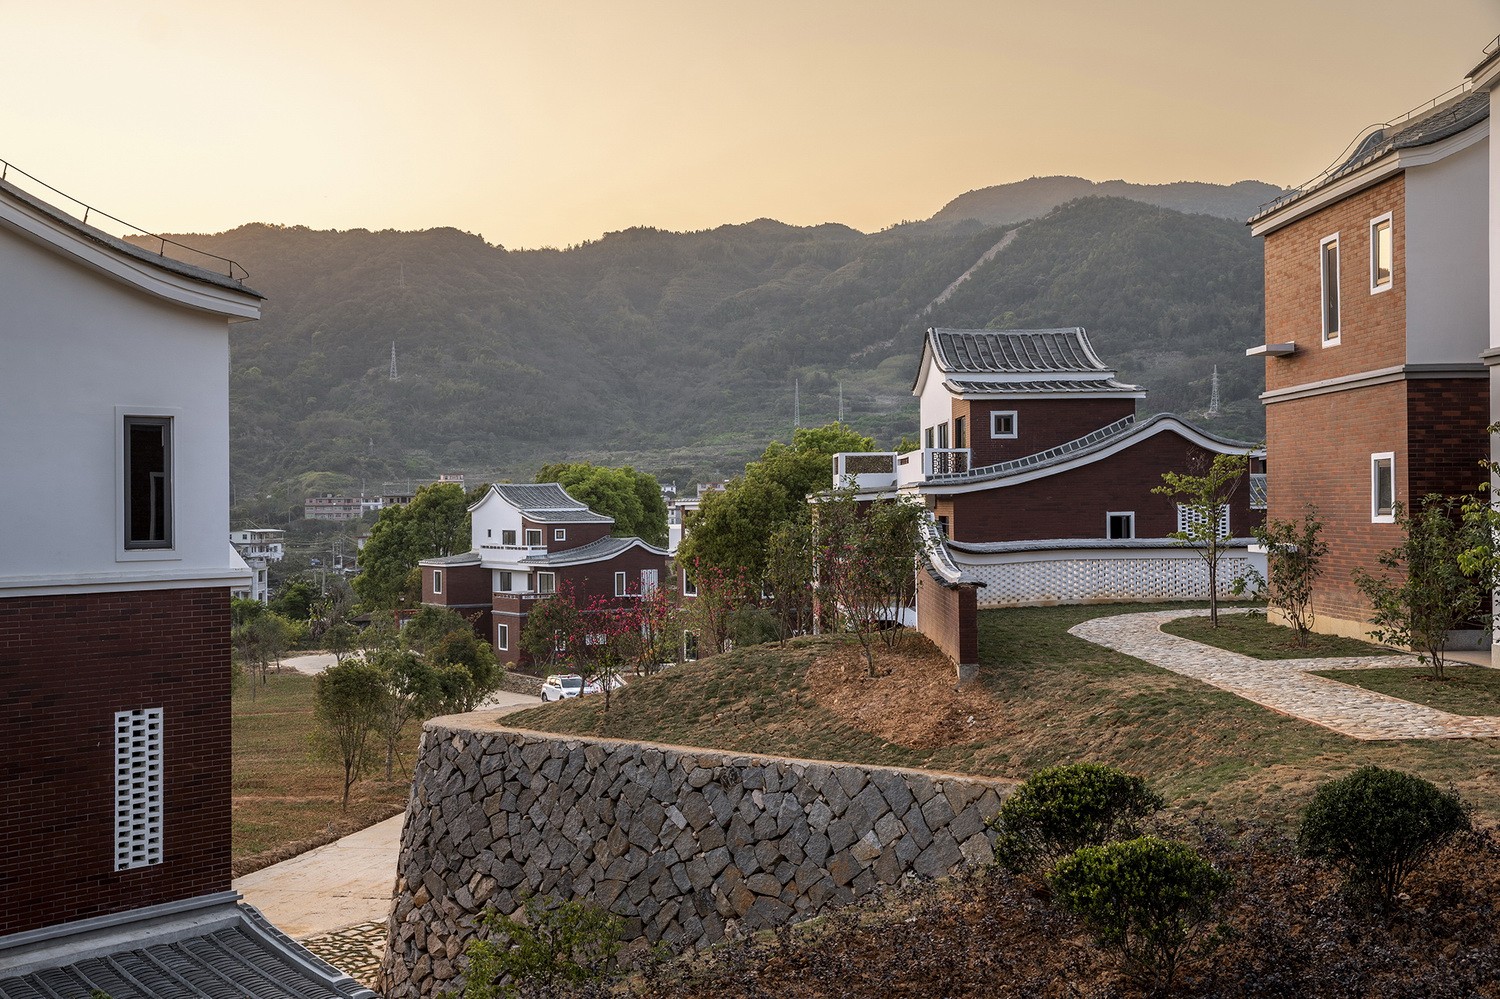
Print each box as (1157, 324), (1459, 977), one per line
(536, 462), (667, 546)
(677, 423), (872, 582)
(352, 482), (473, 608)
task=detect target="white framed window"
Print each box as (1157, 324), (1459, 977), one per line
(990, 411), (1018, 439)
(536, 571), (556, 594)
(1176, 504), (1231, 539)
(554, 528), (567, 541)
(431, 569), (443, 594)
(1370, 214), (1393, 294)
(525, 529), (543, 546)
(114, 708), (164, 871)
(937, 422), (949, 448)
(1107, 512), (1135, 540)
(924, 427), (935, 449)
(615, 571), (628, 596)
(682, 571), (698, 597)
(682, 630), (700, 661)
(502, 529), (517, 545)
(1372, 452), (1396, 523)
(496, 623), (509, 651)
(495, 570), (513, 593)
(120, 413), (175, 554)
(1321, 233), (1341, 346)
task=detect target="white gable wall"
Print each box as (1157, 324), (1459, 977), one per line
(917, 355), (955, 441)
(1405, 130), (1490, 364)
(0, 223), (242, 593)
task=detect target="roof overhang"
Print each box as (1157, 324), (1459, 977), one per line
(1250, 117), (1489, 238)
(0, 182), (262, 322)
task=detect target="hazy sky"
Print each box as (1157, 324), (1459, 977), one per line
(4, 1), (1497, 249)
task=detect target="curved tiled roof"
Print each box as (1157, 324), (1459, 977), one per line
(946, 376), (1144, 395)
(1250, 89), (1489, 224)
(519, 535), (668, 567)
(919, 513), (984, 589)
(948, 537), (1258, 554)
(928, 327), (1107, 374)
(480, 483), (614, 524)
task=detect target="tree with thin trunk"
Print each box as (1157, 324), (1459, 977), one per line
(314, 657), (386, 808)
(1154, 452), (1250, 627)
(1255, 505), (1328, 646)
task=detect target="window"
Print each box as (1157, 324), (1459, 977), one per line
(114, 708), (163, 870)
(495, 570), (512, 593)
(1321, 234), (1341, 345)
(991, 411), (1018, 439)
(496, 624), (509, 651)
(937, 422), (949, 449)
(502, 529), (516, 545)
(1372, 452), (1396, 523)
(1176, 504), (1231, 539)
(615, 571), (628, 596)
(954, 416), (967, 450)
(1370, 214), (1393, 293)
(554, 528), (566, 541)
(525, 529), (543, 546)
(431, 569), (443, 594)
(124, 416), (172, 549)
(1107, 512), (1135, 540)
(924, 427), (935, 449)
(682, 630), (700, 662)
(682, 571), (698, 597)
(486, 528), (492, 538)
(937, 515), (950, 538)
(537, 571), (556, 594)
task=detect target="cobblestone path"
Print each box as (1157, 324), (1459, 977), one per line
(1070, 609), (1500, 741)
(302, 921), (386, 994)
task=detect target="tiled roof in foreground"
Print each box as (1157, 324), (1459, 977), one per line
(928, 327), (1107, 374)
(0, 903), (374, 999)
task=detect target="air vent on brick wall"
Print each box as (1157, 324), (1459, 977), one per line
(113, 707), (164, 871)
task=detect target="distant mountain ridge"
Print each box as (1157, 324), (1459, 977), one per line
(930, 176), (1287, 227)
(148, 184), (1270, 521)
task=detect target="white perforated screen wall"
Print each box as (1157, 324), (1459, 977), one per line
(114, 707), (164, 870)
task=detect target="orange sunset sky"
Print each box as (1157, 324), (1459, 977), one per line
(4, 1), (1497, 249)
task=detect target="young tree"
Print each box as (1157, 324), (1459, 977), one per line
(1354, 495), (1491, 680)
(1153, 452), (1250, 627)
(680, 559), (753, 656)
(816, 491), (926, 675)
(314, 657), (386, 808)
(765, 512), (816, 646)
(1254, 505), (1329, 646)
(520, 583), (588, 672)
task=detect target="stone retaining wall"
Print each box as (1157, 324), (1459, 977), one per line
(379, 717), (1011, 998)
(496, 671), (544, 697)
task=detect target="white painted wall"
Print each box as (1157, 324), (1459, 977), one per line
(1406, 132), (1490, 364)
(916, 355), (954, 441)
(0, 223), (247, 593)
(471, 493), (525, 551)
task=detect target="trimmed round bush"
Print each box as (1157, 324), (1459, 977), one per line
(1049, 836), (1230, 996)
(989, 762), (1164, 872)
(1298, 765), (1469, 902)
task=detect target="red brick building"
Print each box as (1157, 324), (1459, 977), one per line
(0, 171), (371, 995)
(1248, 83), (1490, 640)
(420, 483), (670, 667)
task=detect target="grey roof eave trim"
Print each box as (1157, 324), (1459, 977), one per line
(948, 537), (1259, 555)
(519, 535), (669, 567)
(417, 552), (483, 567)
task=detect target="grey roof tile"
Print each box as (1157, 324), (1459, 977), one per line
(929, 327), (1106, 375)
(486, 483), (614, 524)
(519, 535), (667, 567)
(945, 376), (1144, 395)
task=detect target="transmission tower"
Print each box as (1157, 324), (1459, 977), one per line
(794, 378), (800, 430)
(838, 382), (844, 423)
(1205, 365), (1220, 418)
(389, 341), (399, 382)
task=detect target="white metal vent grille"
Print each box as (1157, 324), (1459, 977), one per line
(114, 707), (164, 870)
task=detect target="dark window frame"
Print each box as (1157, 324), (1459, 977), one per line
(124, 416), (173, 550)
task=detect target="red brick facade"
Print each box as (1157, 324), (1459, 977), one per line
(933, 428), (1263, 544)
(0, 587), (231, 937)
(954, 397), (1137, 469)
(915, 572), (978, 668)
(423, 562), (491, 610)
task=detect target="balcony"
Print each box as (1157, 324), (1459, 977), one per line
(833, 449), (972, 490)
(898, 448), (970, 486)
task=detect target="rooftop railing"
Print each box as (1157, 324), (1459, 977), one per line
(0, 156), (249, 282)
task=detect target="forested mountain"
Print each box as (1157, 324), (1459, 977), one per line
(159, 182), (1270, 521)
(930, 176), (1285, 226)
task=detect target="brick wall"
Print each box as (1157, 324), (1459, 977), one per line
(943, 429), (1261, 543)
(0, 587), (231, 936)
(523, 520), (613, 553)
(915, 571), (978, 668)
(423, 563), (490, 610)
(1263, 175), (1406, 391)
(958, 398), (1137, 469)
(1406, 377), (1489, 499)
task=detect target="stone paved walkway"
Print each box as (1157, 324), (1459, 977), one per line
(302, 921), (386, 993)
(1070, 609), (1500, 741)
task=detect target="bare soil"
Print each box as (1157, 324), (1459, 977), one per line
(805, 636), (1012, 750)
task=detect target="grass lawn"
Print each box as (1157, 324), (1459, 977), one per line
(507, 602), (1500, 826)
(232, 670), (422, 873)
(1311, 665), (1500, 716)
(1160, 611), (1391, 659)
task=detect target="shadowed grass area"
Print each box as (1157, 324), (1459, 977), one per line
(1160, 611), (1390, 660)
(1311, 665), (1500, 717)
(505, 603), (1500, 828)
(232, 671), (420, 866)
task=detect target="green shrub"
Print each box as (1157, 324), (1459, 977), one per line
(462, 895), (624, 998)
(1049, 836), (1230, 997)
(1298, 765), (1469, 902)
(990, 762), (1163, 872)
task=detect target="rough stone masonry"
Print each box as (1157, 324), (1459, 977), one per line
(379, 715), (1012, 998)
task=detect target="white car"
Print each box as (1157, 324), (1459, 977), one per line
(540, 674), (584, 702)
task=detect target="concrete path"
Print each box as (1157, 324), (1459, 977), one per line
(234, 694), (539, 938)
(1070, 608), (1500, 741)
(283, 652), (339, 675)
